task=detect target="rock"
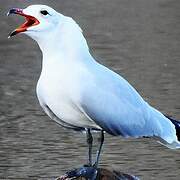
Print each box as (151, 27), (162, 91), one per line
(96, 168), (139, 180)
(56, 167), (139, 180)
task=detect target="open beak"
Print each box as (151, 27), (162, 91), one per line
(7, 8), (40, 38)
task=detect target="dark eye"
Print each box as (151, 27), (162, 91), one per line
(40, 10), (49, 15)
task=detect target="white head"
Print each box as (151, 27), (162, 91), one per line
(8, 5), (89, 56)
(8, 5), (64, 40)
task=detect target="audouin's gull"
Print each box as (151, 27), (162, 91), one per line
(8, 4), (180, 178)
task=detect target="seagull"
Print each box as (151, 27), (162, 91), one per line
(8, 4), (180, 177)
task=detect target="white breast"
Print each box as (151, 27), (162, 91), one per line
(36, 62), (100, 130)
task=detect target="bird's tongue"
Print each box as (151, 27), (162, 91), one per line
(8, 8), (40, 37)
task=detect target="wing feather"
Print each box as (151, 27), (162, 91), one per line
(79, 63), (164, 138)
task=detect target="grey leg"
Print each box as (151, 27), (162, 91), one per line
(93, 130), (104, 168)
(59, 130), (103, 180)
(86, 128), (93, 166)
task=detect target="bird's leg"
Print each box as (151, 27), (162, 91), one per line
(59, 130), (102, 180)
(93, 130), (104, 168)
(86, 128), (93, 166)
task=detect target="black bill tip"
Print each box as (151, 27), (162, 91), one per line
(8, 30), (18, 38)
(7, 8), (23, 38)
(7, 8), (23, 16)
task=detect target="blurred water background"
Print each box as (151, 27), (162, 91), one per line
(0, 0), (180, 179)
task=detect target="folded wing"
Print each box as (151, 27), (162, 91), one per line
(79, 63), (179, 147)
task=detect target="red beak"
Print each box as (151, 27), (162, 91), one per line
(8, 8), (40, 37)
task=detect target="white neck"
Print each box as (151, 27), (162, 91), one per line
(36, 17), (92, 67)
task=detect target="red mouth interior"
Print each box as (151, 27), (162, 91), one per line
(16, 14), (40, 33)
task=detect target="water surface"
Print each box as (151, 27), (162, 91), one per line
(0, 0), (180, 179)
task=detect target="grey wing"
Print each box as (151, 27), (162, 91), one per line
(79, 64), (161, 138)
